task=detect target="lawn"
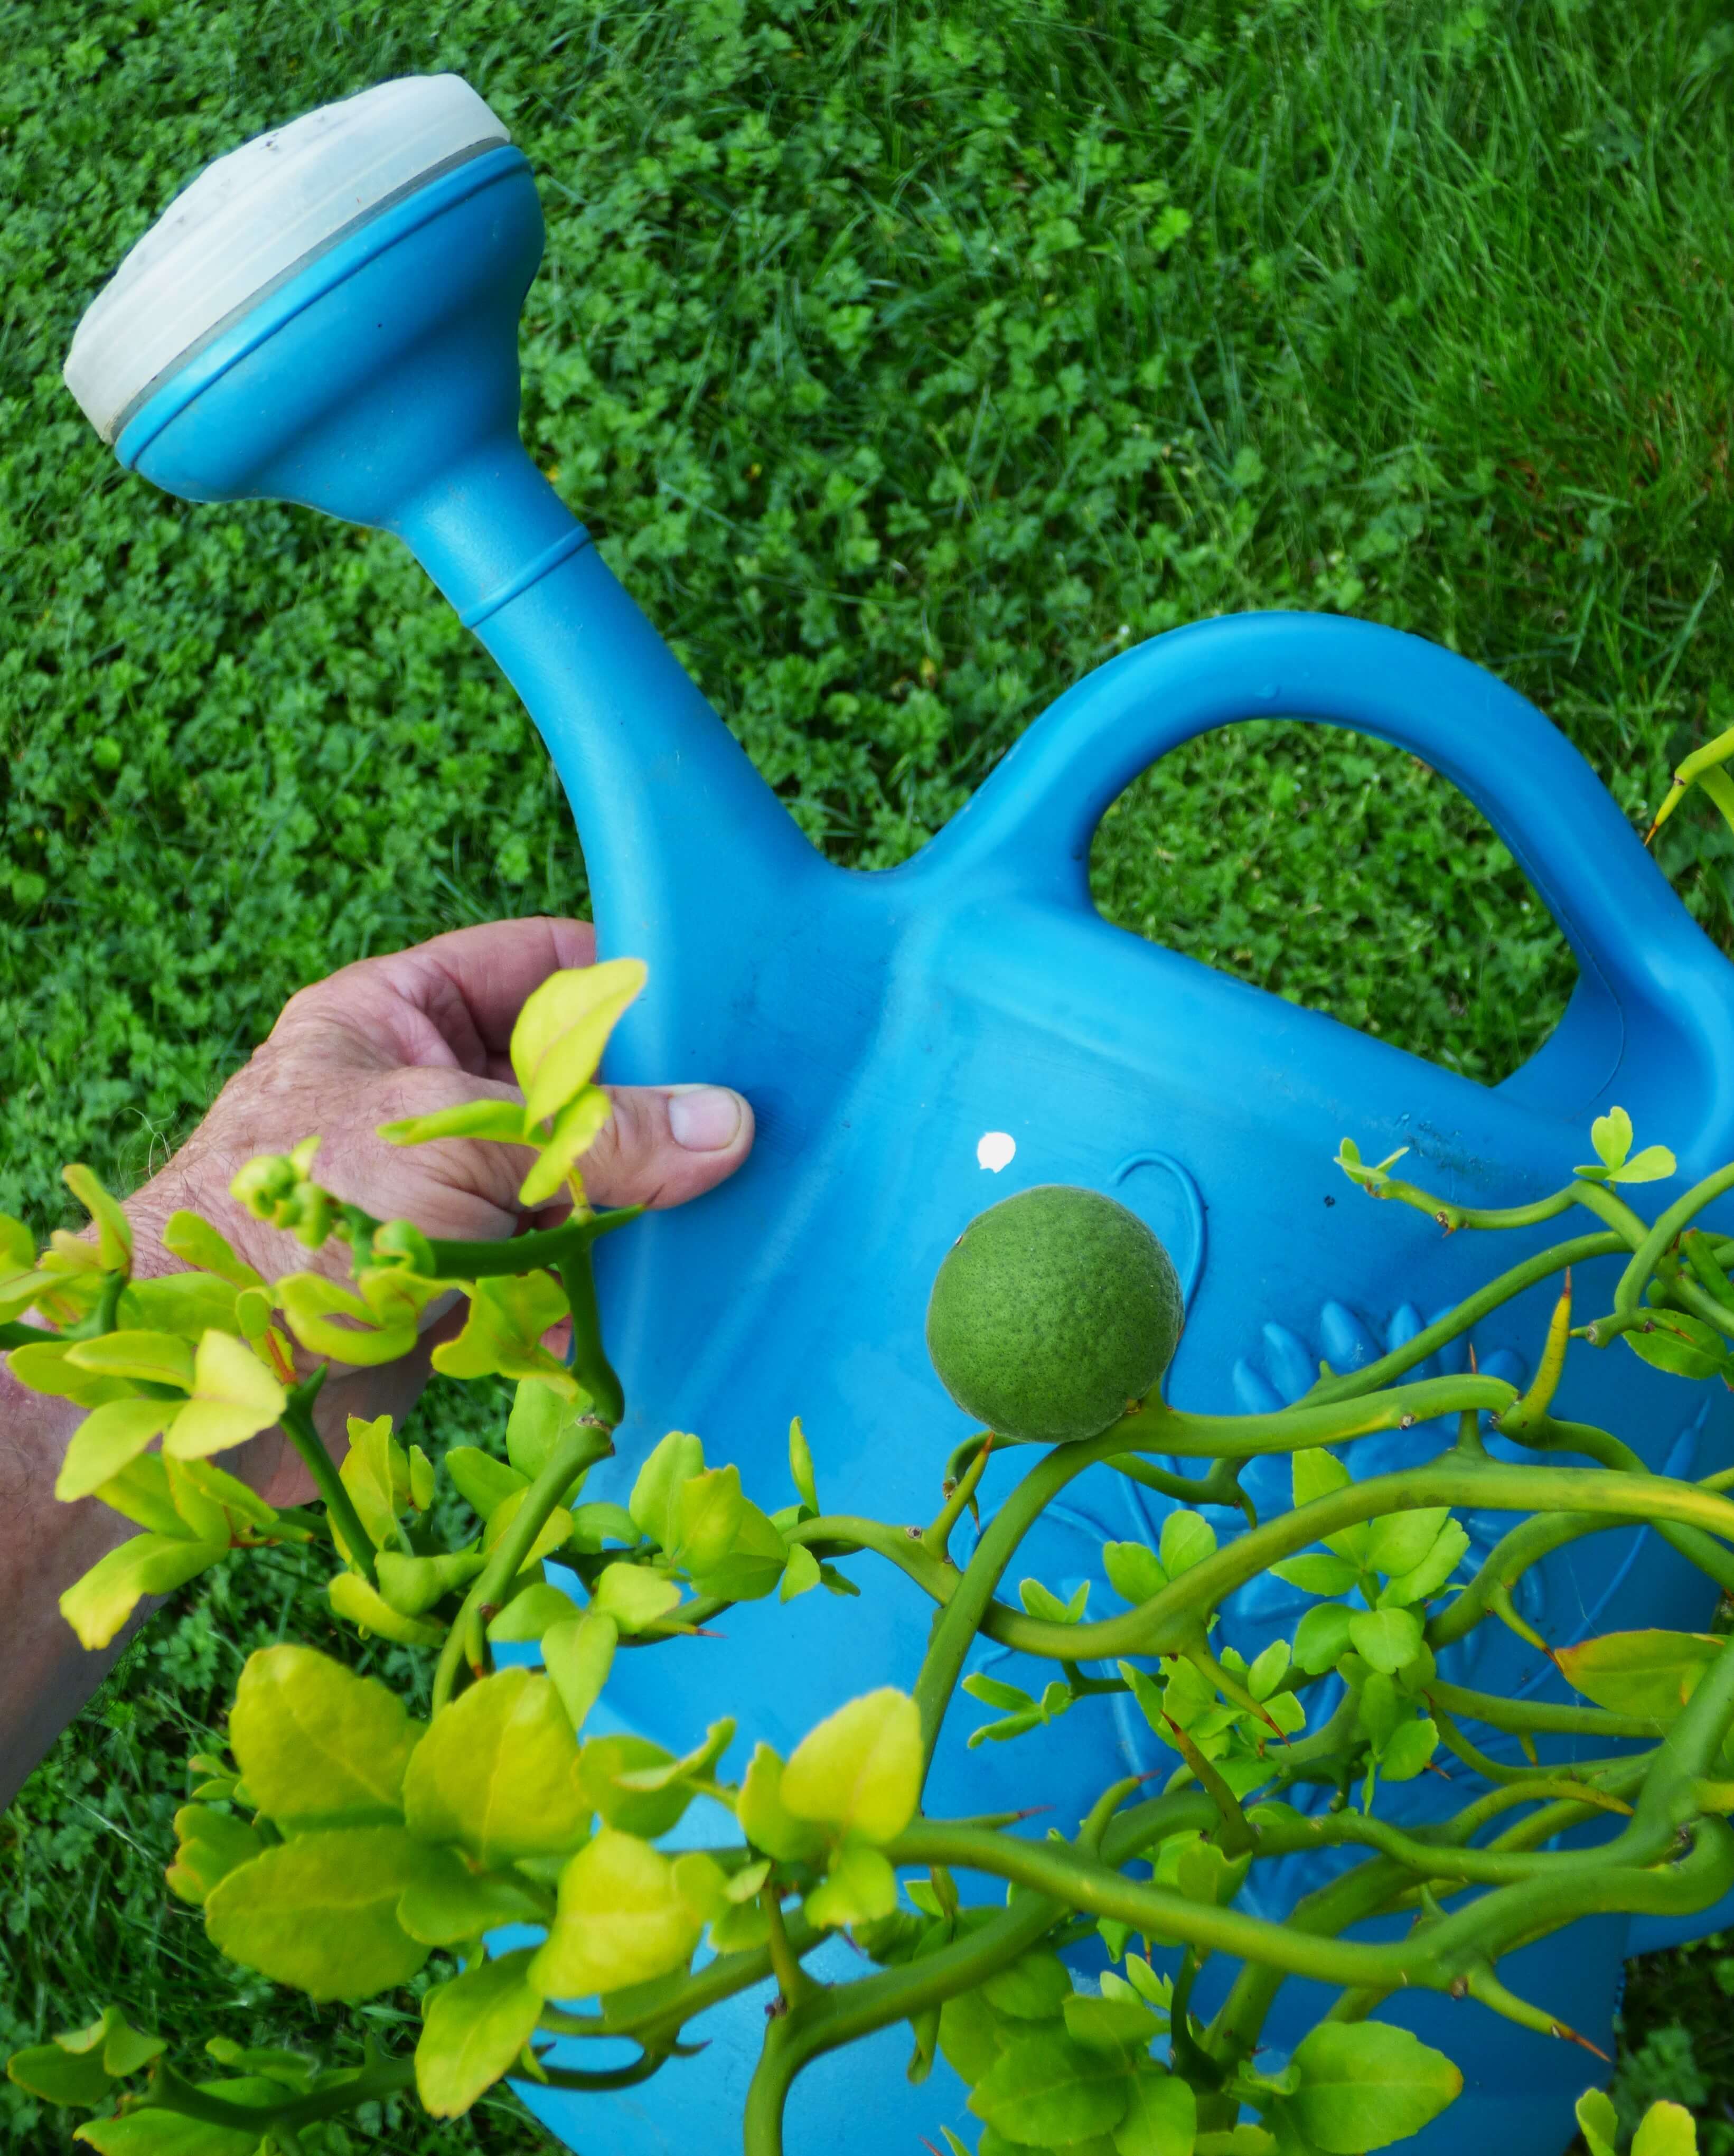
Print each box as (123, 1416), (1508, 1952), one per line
(4, 0), (1734, 2148)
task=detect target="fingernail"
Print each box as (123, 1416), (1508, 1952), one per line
(668, 1086), (744, 1152)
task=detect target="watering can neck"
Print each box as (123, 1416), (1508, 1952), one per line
(91, 127), (821, 999)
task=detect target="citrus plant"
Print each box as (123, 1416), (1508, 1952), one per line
(6, 959), (1733, 2155)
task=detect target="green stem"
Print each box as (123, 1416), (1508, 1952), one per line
(432, 1419), (615, 1710)
(1616, 1165), (1734, 1313)
(1427, 1676), (1664, 1740)
(910, 1438), (1104, 1771)
(144, 2055), (415, 2133)
(796, 1456), (1734, 1668)
(278, 1374), (378, 1590)
(1302, 1232), (1625, 1405)
(556, 1238), (624, 1425)
(421, 1207), (639, 1280)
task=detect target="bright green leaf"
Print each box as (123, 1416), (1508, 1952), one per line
(1159, 1510), (1215, 1578)
(1365, 1508), (1451, 1580)
(1112, 2069), (1196, 2156)
(968, 2027), (1132, 2145)
(1103, 1542), (1167, 1605)
(1574, 2088), (1619, 2156)
(1270, 1553), (1360, 1597)
(1380, 1521), (1470, 1608)
(1347, 1607), (1425, 1676)
(1379, 1717), (1438, 1782)
(983, 1952), (1073, 2020)
(1287, 2021), (1463, 2152)
(1293, 1605), (1356, 1675)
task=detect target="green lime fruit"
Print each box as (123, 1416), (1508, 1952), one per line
(925, 1184), (1184, 1444)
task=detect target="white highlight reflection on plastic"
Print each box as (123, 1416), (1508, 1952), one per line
(976, 1131), (1016, 1173)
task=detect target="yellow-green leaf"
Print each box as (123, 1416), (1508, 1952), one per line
(1632, 2101), (1699, 2156)
(117, 1271), (246, 1339)
(590, 1561), (684, 1635)
(7, 1337), (136, 1409)
(528, 1824), (709, 2001)
(804, 1838), (898, 1930)
(165, 1805), (262, 1907)
(63, 1164), (133, 1273)
(229, 1644), (422, 1830)
(55, 1398), (175, 1501)
(1555, 1630), (1723, 1721)
(430, 1272), (575, 1393)
(541, 1610), (617, 1730)
(161, 1333), (286, 1460)
(736, 1742), (828, 1863)
(65, 1330), (195, 1390)
(782, 1688), (922, 1845)
(416, 1948), (544, 2117)
(1287, 2020), (1462, 2151)
(203, 1826), (433, 2002)
(403, 1667), (589, 1866)
(378, 1098), (529, 1149)
(397, 1846), (548, 1946)
(277, 1273), (417, 1368)
(330, 1570), (449, 1647)
(519, 1085), (613, 1207)
(59, 1532), (227, 1649)
(510, 959), (647, 1125)
(480, 1485), (574, 1567)
(161, 1211), (265, 1289)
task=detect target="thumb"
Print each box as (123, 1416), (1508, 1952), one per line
(584, 1085), (755, 1212)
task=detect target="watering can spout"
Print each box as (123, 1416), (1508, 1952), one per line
(62, 76), (819, 1056)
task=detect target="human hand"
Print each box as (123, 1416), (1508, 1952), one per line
(122, 917), (753, 1505)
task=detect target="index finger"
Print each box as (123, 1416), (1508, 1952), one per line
(280, 916), (599, 1075)
(386, 916), (599, 1060)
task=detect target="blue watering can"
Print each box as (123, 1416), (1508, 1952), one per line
(66, 76), (1734, 2156)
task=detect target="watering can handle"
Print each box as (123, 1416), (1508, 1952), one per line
(920, 610), (1733, 1133)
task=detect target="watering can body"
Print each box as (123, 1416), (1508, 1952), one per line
(72, 87), (1734, 2156)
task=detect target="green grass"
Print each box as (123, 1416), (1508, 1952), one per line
(5, 0), (1734, 2148)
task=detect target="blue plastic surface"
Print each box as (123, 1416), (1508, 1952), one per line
(109, 143), (1734, 2155)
